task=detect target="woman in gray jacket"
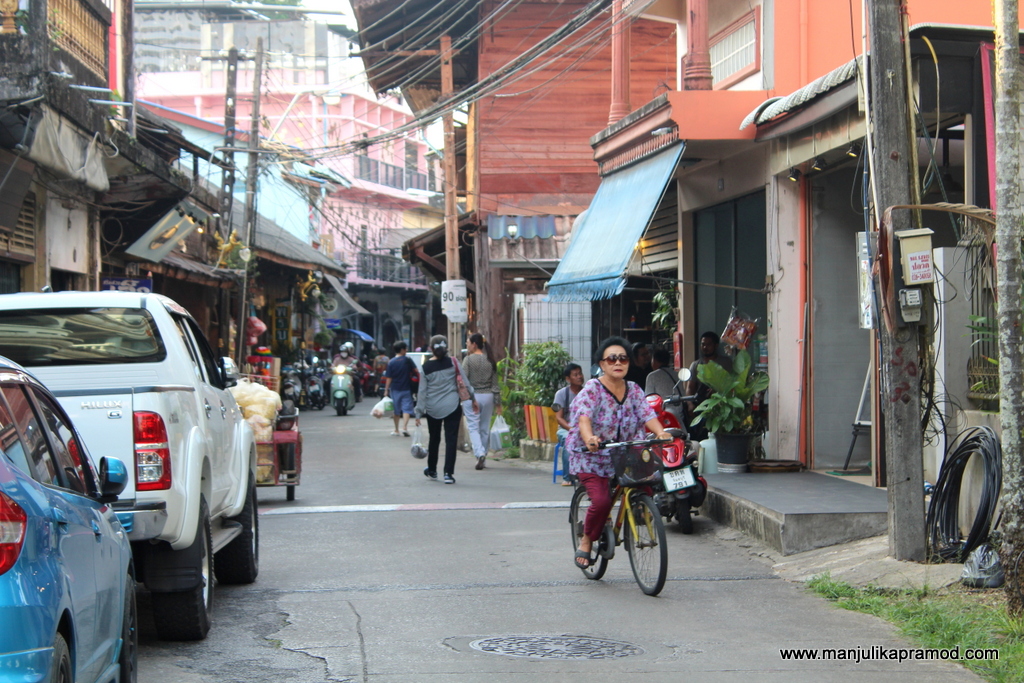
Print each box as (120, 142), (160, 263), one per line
(415, 335), (475, 484)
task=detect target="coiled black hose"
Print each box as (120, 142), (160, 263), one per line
(926, 426), (1002, 562)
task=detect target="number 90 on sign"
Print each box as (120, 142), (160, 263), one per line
(441, 280), (468, 323)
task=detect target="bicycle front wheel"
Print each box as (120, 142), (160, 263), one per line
(569, 485), (608, 580)
(625, 493), (668, 596)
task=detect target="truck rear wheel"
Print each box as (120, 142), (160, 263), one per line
(215, 476), (259, 584)
(151, 496), (214, 640)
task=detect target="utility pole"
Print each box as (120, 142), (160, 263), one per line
(236, 38), (264, 366)
(441, 34), (462, 349)
(993, 0), (1024, 615)
(868, 0), (925, 560)
(220, 47), (239, 239)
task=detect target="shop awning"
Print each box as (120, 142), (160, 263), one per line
(323, 273), (371, 316)
(546, 143), (684, 301)
(342, 328), (374, 342)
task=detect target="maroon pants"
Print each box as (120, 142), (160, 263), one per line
(578, 472), (614, 542)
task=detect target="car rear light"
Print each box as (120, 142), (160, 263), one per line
(0, 491), (26, 575)
(134, 411), (171, 491)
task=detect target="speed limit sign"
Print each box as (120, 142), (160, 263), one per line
(441, 280), (468, 323)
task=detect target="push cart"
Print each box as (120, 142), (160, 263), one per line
(256, 404), (302, 500)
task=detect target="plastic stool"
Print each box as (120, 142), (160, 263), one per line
(552, 442), (564, 483)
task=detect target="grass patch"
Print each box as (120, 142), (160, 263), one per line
(807, 574), (1024, 682)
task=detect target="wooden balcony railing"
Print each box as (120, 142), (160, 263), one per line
(47, 0), (108, 78)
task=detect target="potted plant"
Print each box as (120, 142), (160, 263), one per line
(691, 349), (769, 471)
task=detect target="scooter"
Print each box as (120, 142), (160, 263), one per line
(646, 370), (707, 534)
(280, 365), (303, 408)
(304, 358), (326, 410)
(330, 362), (356, 416)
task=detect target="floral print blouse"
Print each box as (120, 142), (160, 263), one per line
(566, 379), (657, 478)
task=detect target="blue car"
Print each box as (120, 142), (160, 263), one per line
(0, 358), (136, 683)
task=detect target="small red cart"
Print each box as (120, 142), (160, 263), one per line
(257, 408), (302, 500)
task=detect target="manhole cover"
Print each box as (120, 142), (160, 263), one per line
(469, 635), (645, 660)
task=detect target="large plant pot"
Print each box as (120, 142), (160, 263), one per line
(714, 433), (753, 473)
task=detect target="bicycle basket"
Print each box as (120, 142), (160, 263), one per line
(610, 445), (663, 487)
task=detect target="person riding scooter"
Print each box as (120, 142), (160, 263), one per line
(330, 344), (357, 416)
(333, 341), (364, 402)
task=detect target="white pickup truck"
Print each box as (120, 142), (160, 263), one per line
(0, 291), (257, 640)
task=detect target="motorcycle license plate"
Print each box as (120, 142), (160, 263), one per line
(663, 467), (696, 493)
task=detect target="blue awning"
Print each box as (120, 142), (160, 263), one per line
(342, 328), (375, 342)
(545, 143), (684, 301)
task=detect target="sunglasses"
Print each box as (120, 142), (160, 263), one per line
(601, 354), (630, 365)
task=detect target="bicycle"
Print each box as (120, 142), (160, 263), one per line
(568, 437), (671, 596)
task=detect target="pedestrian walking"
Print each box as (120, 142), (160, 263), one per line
(568, 337), (669, 568)
(461, 332), (500, 470)
(415, 335), (475, 484)
(382, 341), (418, 436)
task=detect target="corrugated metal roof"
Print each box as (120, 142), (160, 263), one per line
(487, 215), (558, 240)
(740, 57), (861, 130)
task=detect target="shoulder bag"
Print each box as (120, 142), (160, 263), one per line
(453, 357), (472, 402)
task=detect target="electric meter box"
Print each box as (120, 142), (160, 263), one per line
(895, 228), (935, 285)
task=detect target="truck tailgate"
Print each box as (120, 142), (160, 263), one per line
(30, 368), (148, 498)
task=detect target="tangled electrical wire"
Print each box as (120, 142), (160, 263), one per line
(925, 426), (1002, 562)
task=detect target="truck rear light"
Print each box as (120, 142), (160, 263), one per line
(134, 411), (171, 491)
(0, 491), (26, 575)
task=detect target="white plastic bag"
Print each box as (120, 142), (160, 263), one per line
(489, 414), (512, 451)
(410, 425), (427, 459)
(371, 397), (393, 419)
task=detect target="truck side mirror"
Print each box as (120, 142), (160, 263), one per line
(220, 357), (240, 388)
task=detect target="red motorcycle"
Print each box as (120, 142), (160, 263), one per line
(646, 389), (707, 534)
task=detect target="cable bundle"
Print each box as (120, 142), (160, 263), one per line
(926, 426), (1002, 562)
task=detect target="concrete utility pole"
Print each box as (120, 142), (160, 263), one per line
(220, 47), (239, 239)
(993, 0), (1024, 615)
(868, 0), (926, 561)
(236, 37), (264, 366)
(441, 34), (462, 349)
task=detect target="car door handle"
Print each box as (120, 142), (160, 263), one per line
(220, 402), (227, 419)
(205, 400), (213, 418)
(52, 508), (68, 531)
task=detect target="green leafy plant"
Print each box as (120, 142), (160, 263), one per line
(517, 341), (573, 405)
(496, 342), (573, 455)
(651, 286), (678, 333)
(691, 349), (769, 434)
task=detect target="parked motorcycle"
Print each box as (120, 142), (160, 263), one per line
(330, 363), (356, 416)
(280, 365), (303, 408)
(646, 369), (707, 534)
(303, 358), (327, 410)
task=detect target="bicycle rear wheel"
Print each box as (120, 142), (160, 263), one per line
(625, 493), (668, 596)
(569, 485), (608, 580)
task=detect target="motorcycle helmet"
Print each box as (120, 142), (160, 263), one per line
(340, 341), (354, 357)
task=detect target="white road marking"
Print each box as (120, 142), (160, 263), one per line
(260, 501), (571, 516)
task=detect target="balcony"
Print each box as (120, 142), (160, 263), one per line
(355, 250), (426, 286)
(356, 155), (428, 193)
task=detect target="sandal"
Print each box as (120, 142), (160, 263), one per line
(574, 550), (592, 569)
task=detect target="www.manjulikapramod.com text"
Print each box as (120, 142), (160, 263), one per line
(779, 645), (998, 663)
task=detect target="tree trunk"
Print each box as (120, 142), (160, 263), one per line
(993, 0), (1024, 616)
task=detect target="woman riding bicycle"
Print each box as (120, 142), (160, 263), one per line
(567, 336), (671, 569)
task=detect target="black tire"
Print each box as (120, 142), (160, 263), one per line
(569, 486), (608, 580)
(119, 573), (138, 683)
(216, 476), (259, 584)
(626, 493), (668, 596)
(676, 507), (694, 535)
(151, 496), (214, 641)
(50, 632), (71, 683)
